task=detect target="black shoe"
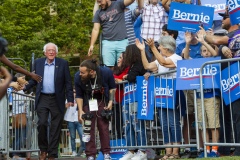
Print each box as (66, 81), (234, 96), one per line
(181, 150), (191, 158)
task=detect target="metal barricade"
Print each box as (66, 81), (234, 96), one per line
(8, 91), (39, 159)
(199, 57), (240, 158)
(0, 94), (8, 158)
(110, 70), (199, 158)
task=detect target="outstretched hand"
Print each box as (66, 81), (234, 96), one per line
(185, 32), (192, 44)
(135, 38), (145, 51)
(195, 31), (205, 43)
(30, 72), (42, 83)
(146, 38), (155, 48)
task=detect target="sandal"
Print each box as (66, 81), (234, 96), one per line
(167, 154), (180, 159)
(159, 154), (171, 160)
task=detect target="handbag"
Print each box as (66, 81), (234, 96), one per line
(12, 113), (27, 128)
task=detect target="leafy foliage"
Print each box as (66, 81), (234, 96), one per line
(0, 0), (95, 69)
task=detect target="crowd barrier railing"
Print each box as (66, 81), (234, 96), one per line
(199, 57), (240, 158)
(7, 91), (39, 159)
(110, 70), (199, 156)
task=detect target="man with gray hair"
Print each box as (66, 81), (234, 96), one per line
(24, 42), (74, 160)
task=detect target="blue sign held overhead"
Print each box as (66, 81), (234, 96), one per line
(227, 0), (240, 25)
(176, 57), (221, 90)
(219, 62), (240, 106)
(201, 0), (226, 20)
(168, 2), (214, 32)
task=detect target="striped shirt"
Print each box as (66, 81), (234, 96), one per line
(125, 9), (139, 45)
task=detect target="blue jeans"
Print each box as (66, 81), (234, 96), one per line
(12, 127), (26, 156)
(159, 108), (181, 144)
(68, 121), (85, 152)
(122, 102), (146, 148)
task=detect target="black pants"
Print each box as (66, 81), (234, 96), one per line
(36, 94), (63, 158)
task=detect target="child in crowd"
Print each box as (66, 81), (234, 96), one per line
(184, 31), (220, 157)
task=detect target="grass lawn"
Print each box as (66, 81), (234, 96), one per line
(185, 157), (239, 160)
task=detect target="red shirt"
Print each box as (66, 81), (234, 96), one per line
(113, 67), (130, 103)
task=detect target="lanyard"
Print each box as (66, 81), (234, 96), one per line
(91, 75), (97, 99)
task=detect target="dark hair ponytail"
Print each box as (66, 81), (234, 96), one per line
(80, 59), (98, 71)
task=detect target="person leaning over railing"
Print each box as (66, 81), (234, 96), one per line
(113, 52), (130, 139)
(136, 36), (182, 160)
(119, 44), (147, 160)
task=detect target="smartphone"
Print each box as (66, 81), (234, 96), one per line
(199, 21), (204, 28)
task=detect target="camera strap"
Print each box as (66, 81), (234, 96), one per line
(90, 75), (97, 100)
(89, 75), (98, 111)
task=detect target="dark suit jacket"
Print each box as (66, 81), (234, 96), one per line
(25, 57), (74, 114)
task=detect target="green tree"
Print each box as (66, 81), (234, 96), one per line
(0, 0), (95, 70)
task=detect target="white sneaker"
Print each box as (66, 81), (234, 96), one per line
(104, 153), (111, 160)
(81, 151), (86, 158)
(119, 151), (135, 160)
(72, 151), (77, 156)
(87, 156), (95, 160)
(131, 150), (147, 160)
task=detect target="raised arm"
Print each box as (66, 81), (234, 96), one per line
(0, 66), (12, 99)
(88, 23), (101, 56)
(93, 0), (99, 16)
(124, 0), (135, 6)
(182, 32), (192, 59)
(147, 38), (176, 68)
(135, 39), (157, 71)
(0, 55), (42, 82)
(196, 31), (217, 56)
(162, 0), (171, 12)
(198, 26), (229, 45)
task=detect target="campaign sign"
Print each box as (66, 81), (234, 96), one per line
(176, 57), (221, 90)
(148, 76), (176, 109)
(219, 62), (240, 105)
(168, 2), (214, 32)
(122, 82), (137, 105)
(227, 0), (240, 25)
(137, 76), (154, 120)
(97, 139), (127, 160)
(201, 0), (226, 20)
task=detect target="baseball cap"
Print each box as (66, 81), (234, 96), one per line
(218, 12), (229, 19)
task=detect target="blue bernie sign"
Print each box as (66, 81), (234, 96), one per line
(149, 76), (176, 109)
(97, 139), (127, 160)
(201, 0), (226, 20)
(219, 62), (240, 105)
(176, 57), (221, 90)
(227, 0), (240, 25)
(137, 76), (154, 120)
(168, 2), (214, 32)
(122, 82), (137, 105)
